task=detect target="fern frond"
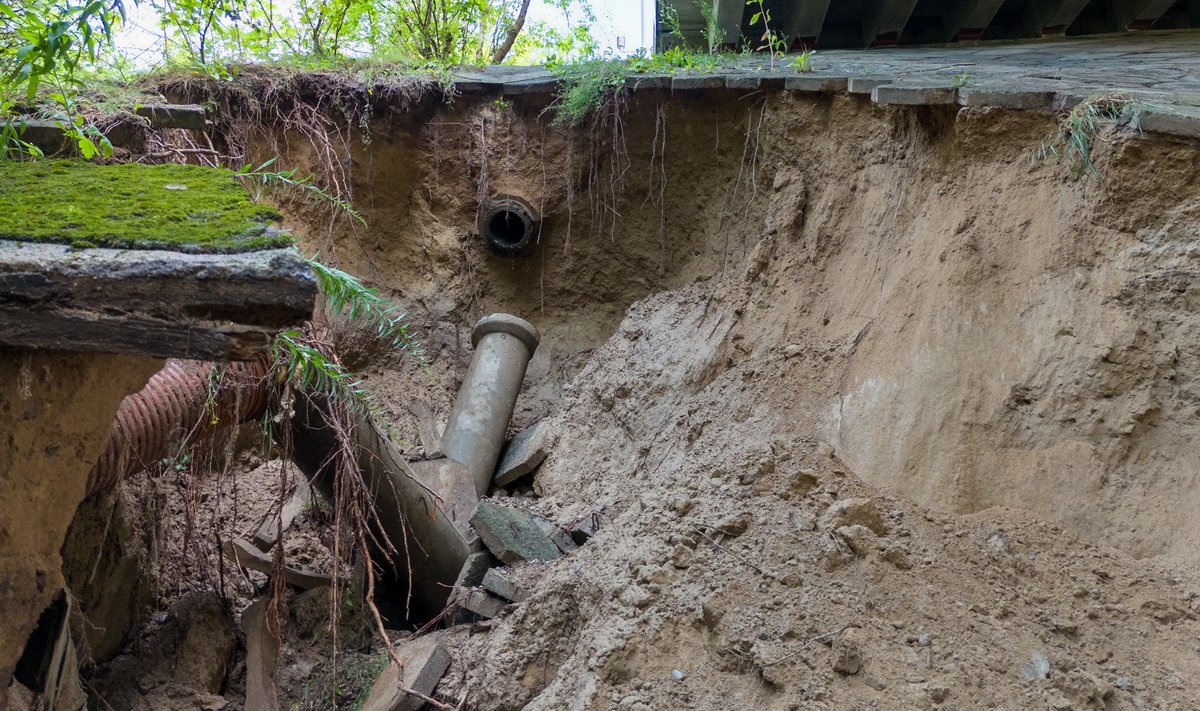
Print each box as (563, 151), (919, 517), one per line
(305, 257), (429, 369)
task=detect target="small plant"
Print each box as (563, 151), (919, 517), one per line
(492, 97), (510, 111)
(1036, 93), (1146, 180)
(697, 0), (725, 53)
(549, 58), (629, 127)
(746, 0), (786, 70)
(953, 72), (971, 88)
(791, 49), (815, 74)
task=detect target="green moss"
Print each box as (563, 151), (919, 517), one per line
(0, 161), (291, 253)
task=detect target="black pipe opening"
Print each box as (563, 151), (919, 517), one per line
(480, 195), (538, 256)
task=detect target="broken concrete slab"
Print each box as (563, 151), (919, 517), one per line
(1141, 106), (1200, 139)
(251, 478), (312, 551)
(818, 498), (887, 535)
(531, 514), (578, 554)
(360, 633), (452, 711)
(0, 241), (315, 360)
(224, 537), (331, 590)
(458, 589), (508, 619)
(482, 568), (528, 603)
(569, 507), (604, 545)
(493, 421), (551, 487)
(872, 84), (958, 105)
(847, 76), (893, 95)
(453, 549), (498, 590)
(470, 500), (561, 565)
(242, 597), (280, 711)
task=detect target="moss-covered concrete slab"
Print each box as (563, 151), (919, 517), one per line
(0, 161), (289, 253)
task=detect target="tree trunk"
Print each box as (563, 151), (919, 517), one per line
(490, 0), (532, 64)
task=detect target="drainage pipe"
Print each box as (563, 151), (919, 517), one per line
(479, 194), (540, 256)
(440, 314), (540, 495)
(85, 359), (269, 496)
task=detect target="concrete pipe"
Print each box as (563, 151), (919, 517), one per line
(441, 314), (540, 495)
(479, 194), (539, 256)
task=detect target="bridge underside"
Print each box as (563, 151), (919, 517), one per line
(664, 0), (1200, 50)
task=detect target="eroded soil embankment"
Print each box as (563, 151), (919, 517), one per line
(242, 91), (1200, 708)
(301, 90), (1200, 567)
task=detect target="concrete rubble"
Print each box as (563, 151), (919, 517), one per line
(493, 420), (552, 487)
(470, 500), (562, 565)
(360, 633), (452, 711)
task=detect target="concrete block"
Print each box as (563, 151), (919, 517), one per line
(242, 597), (281, 711)
(134, 103), (207, 130)
(494, 421), (551, 487)
(407, 398), (443, 459)
(672, 75), (725, 91)
(482, 568), (529, 603)
(470, 501), (562, 564)
(501, 77), (559, 95)
(872, 84), (958, 106)
(569, 507), (604, 544)
(957, 86), (1055, 109)
(1141, 107), (1200, 140)
(453, 549), (498, 590)
(224, 537), (331, 590)
(785, 75), (849, 93)
(531, 514), (578, 553)
(847, 77), (893, 95)
(459, 589), (508, 619)
(251, 477), (312, 551)
(360, 633), (451, 711)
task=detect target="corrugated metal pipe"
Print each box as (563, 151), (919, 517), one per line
(85, 359), (270, 496)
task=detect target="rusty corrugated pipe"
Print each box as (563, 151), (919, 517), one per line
(85, 359), (271, 496)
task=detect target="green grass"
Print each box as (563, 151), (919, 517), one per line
(0, 160), (290, 252)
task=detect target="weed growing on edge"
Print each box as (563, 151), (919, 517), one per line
(746, 0), (787, 70)
(1036, 93), (1146, 180)
(953, 72), (971, 88)
(791, 50), (815, 73)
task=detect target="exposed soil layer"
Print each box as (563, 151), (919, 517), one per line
(78, 84), (1200, 709)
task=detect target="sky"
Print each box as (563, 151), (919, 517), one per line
(112, 0), (654, 68)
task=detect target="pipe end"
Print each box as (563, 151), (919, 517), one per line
(479, 194), (539, 256)
(472, 313), (540, 353)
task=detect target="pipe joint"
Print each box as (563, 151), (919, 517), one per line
(479, 194), (539, 256)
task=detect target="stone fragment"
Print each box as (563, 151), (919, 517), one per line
(831, 628), (863, 675)
(407, 398), (444, 459)
(251, 477), (312, 551)
(819, 498), (886, 535)
(1020, 651), (1051, 680)
(164, 592), (237, 694)
(714, 511), (751, 537)
(360, 633), (452, 711)
(835, 524), (877, 555)
(494, 421), (551, 487)
(482, 568), (528, 603)
(224, 537), (331, 590)
(725, 75), (762, 91)
(290, 585), (331, 639)
(470, 501), (561, 564)
(531, 514), (577, 553)
(242, 597), (281, 711)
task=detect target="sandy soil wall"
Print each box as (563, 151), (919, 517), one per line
(278, 89), (1200, 566)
